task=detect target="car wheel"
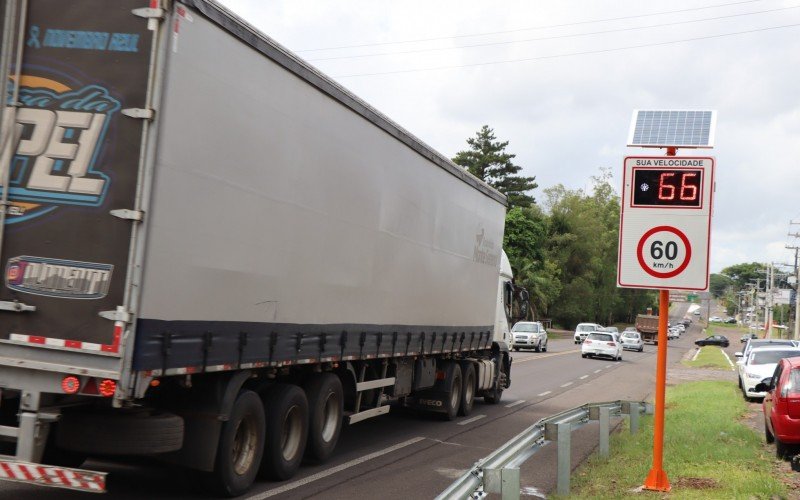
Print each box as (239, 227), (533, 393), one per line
(765, 421), (775, 444)
(777, 437), (790, 459)
(542, 341), (547, 352)
(513, 347), (519, 352)
(639, 346), (644, 352)
(534, 344), (540, 352)
(581, 353), (587, 358)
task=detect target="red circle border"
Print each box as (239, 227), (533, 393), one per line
(636, 225), (692, 279)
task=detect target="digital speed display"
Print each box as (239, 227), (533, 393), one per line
(632, 169), (702, 207)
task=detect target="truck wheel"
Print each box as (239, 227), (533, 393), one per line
(260, 384), (308, 480)
(458, 362), (476, 417)
(441, 363), (462, 420)
(304, 373), (343, 463)
(484, 359), (506, 405)
(209, 390), (265, 497)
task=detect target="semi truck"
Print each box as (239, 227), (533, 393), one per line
(0, 0), (518, 496)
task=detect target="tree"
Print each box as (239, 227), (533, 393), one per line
(720, 262), (765, 289)
(709, 273), (734, 298)
(453, 125), (537, 208)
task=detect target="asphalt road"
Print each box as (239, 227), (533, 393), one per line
(3, 303), (701, 499)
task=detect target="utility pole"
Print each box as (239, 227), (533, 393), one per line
(788, 222), (800, 340)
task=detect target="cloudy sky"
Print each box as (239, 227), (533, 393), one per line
(217, 0), (800, 273)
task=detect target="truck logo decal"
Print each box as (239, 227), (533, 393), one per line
(2, 76), (121, 224)
(5, 256), (113, 299)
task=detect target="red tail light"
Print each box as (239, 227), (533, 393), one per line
(607, 342), (616, 346)
(584, 340), (592, 344)
(61, 376), (80, 394)
(98, 379), (117, 397)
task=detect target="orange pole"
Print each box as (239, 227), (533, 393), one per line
(643, 289), (671, 491)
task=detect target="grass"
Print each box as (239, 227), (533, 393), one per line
(565, 381), (787, 499)
(682, 346), (732, 370)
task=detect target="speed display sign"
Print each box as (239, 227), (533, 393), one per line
(617, 156), (715, 290)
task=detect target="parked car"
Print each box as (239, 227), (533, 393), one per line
(511, 321), (548, 352)
(709, 316), (723, 323)
(620, 331), (644, 352)
(736, 339), (798, 365)
(756, 356), (800, 458)
(679, 318), (692, 326)
(738, 346), (800, 400)
(695, 335), (730, 347)
(667, 328), (679, 340)
(581, 332), (622, 361)
(574, 323), (604, 344)
(740, 333), (758, 343)
(604, 326), (619, 334)
(725, 317), (737, 324)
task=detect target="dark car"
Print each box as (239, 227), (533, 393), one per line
(741, 333), (758, 343)
(695, 335), (730, 347)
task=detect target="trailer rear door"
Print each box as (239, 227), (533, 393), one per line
(0, 0), (154, 358)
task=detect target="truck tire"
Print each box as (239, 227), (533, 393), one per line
(458, 362), (476, 417)
(304, 373), (343, 463)
(484, 359), (506, 405)
(56, 410), (183, 456)
(208, 390), (265, 497)
(260, 384), (308, 480)
(441, 363), (462, 421)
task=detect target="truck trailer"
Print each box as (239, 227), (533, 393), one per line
(635, 314), (660, 344)
(0, 0), (518, 496)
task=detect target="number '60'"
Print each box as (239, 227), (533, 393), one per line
(650, 240), (678, 260)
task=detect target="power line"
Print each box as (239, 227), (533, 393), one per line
(309, 4), (799, 62)
(297, 0), (765, 53)
(334, 22), (800, 78)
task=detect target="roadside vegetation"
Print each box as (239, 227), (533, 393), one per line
(683, 347), (731, 370)
(566, 381), (787, 499)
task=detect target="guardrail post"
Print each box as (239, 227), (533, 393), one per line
(501, 467), (520, 500)
(599, 406), (610, 458)
(556, 422), (571, 496)
(630, 402), (640, 434)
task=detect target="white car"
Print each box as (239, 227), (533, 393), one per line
(581, 332), (622, 361)
(739, 346), (800, 399)
(620, 331), (644, 352)
(574, 323), (604, 344)
(511, 321), (548, 352)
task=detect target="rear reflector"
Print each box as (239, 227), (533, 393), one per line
(98, 379), (116, 397)
(61, 376), (80, 394)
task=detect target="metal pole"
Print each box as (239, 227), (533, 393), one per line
(795, 255), (800, 341)
(556, 422), (571, 496)
(643, 289), (671, 491)
(599, 406), (610, 458)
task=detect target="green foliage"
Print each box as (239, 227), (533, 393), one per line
(709, 273), (733, 298)
(720, 262), (766, 289)
(499, 167), (655, 328)
(452, 125), (537, 208)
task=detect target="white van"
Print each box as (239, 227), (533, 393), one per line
(574, 323), (604, 344)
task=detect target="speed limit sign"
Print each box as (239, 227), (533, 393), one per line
(617, 156), (714, 290)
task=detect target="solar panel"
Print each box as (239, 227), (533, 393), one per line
(627, 110), (716, 148)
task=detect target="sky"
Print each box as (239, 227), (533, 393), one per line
(216, 0), (800, 274)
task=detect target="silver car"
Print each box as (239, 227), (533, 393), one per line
(620, 331), (644, 352)
(512, 321), (548, 352)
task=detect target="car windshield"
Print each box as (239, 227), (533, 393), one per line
(577, 325), (596, 332)
(622, 333), (639, 339)
(587, 333), (612, 341)
(750, 350), (800, 365)
(512, 324), (540, 333)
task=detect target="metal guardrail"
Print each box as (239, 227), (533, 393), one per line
(436, 400), (653, 499)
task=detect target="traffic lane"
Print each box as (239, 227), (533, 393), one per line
(280, 336), (672, 499)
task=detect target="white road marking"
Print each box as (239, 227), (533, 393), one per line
(561, 382), (573, 388)
(594, 369), (602, 373)
(721, 349), (735, 370)
(579, 375), (588, 380)
(457, 414), (487, 426)
(605, 364), (613, 368)
(245, 436), (426, 499)
(505, 399), (526, 408)
(514, 349), (576, 363)
(537, 391), (552, 397)
(691, 347), (701, 362)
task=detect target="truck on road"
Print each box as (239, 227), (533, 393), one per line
(635, 314), (660, 344)
(0, 0), (517, 495)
